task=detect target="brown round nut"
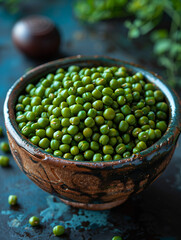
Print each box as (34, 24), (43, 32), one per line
(12, 15), (60, 58)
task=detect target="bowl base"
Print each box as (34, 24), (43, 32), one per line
(59, 197), (127, 210)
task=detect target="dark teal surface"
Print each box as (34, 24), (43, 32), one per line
(0, 1), (181, 240)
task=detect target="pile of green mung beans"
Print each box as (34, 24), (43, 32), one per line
(15, 65), (168, 161)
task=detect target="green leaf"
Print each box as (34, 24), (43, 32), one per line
(151, 29), (169, 41)
(129, 28), (140, 38)
(140, 22), (155, 35)
(169, 43), (181, 57)
(125, 20), (132, 28)
(172, 31), (181, 41)
(158, 56), (174, 70)
(154, 39), (171, 55)
(134, 19), (142, 27)
(74, 0), (129, 22)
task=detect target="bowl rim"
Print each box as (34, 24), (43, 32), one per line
(4, 55), (181, 169)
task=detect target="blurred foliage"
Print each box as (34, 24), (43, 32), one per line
(75, 0), (181, 88)
(0, 0), (21, 13)
(74, 0), (129, 22)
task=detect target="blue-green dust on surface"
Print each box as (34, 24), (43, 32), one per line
(40, 196), (111, 230)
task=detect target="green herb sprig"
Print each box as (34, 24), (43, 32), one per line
(75, 0), (181, 88)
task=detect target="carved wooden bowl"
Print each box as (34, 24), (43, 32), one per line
(4, 56), (181, 210)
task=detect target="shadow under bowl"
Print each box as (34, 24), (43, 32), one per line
(4, 55), (181, 210)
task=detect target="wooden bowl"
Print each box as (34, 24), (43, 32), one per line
(4, 56), (181, 210)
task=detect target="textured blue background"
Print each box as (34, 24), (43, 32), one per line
(0, 1), (181, 239)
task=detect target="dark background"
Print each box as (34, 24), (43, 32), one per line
(0, 1), (181, 239)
